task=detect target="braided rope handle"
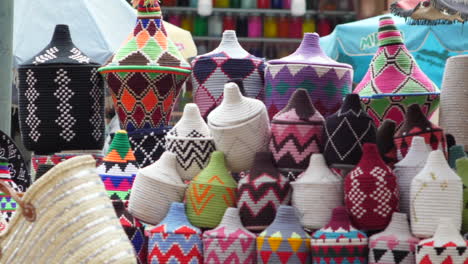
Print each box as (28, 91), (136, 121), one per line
(0, 181), (36, 222)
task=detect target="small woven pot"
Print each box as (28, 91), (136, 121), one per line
(344, 143), (399, 231)
(0, 129), (30, 192)
(323, 93), (377, 167)
(207, 83), (270, 173)
(126, 127), (170, 168)
(203, 207), (257, 263)
(113, 200), (147, 264)
(0, 158), (20, 224)
(97, 130), (139, 201)
(311, 207), (368, 264)
(449, 145), (466, 169)
(269, 88), (325, 178)
(192, 30), (265, 119)
(128, 152), (186, 225)
(291, 154), (343, 230)
(410, 150), (463, 238)
(165, 103), (215, 181)
(393, 136), (430, 215)
(148, 202), (203, 264)
(369, 212), (419, 264)
(257, 205), (311, 264)
(394, 104), (447, 161)
(237, 152), (291, 231)
(416, 218), (468, 264)
(456, 157), (468, 233)
(265, 33), (353, 119)
(440, 55), (468, 152)
(186, 151), (237, 229)
(18, 24), (105, 153)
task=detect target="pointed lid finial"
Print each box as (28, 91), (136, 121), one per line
(378, 16), (403, 47)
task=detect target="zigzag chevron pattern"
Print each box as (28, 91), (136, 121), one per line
(270, 124), (323, 171)
(204, 227), (257, 264)
(166, 137), (215, 181)
(149, 233), (203, 264)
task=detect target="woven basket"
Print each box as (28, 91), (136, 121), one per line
(291, 154), (343, 230)
(393, 136), (430, 215)
(257, 205), (311, 264)
(165, 103), (215, 181)
(410, 150), (463, 238)
(440, 55), (468, 152)
(18, 25), (105, 153)
(368, 212), (419, 264)
(208, 83), (270, 173)
(186, 151), (237, 228)
(125, 127), (170, 168)
(0, 155), (137, 263)
(416, 218), (468, 264)
(192, 30), (265, 119)
(0, 129), (30, 192)
(148, 202), (203, 263)
(128, 152), (186, 225)
(456, 157), (468, 233)
(449, 145), (466, 169)
(269, 88), (325, 178)
(311, 206), (368, 264)
(203, 207), (257, 263)
(377, 119), (398, 166)
(265, 33), (353, 119)
(237, 152), (291, 231)
(0, 158), (20, 224)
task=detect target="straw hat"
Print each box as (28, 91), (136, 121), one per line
(394, 136), (430, 215)
(126, 127), (170, 168)
(257, 205), (311, 264)
(165, 103), (215, 181)
(148, 202), (203, 263)
(97, 130), (139, 201)
(456, 157), (468, 233)
(440, 55), (468, 151)
(192, 30), (265, 119)
(369, 212), (419, 264)
(394, 104), (447, 160)
(291, 154), (343, 230)
(237, 152), (291, 231)
(356, 17), (440, 128)
(344, 143), (399, 231)
(112, 200), (147, 264)
(128, 151), (186, 225)
(0, 158), (20, 224)
(416, 218), (468, 263)
(323, 94), (377, 167)
(269, 88), (325, 180)
(203, 208), (257, 263)
(410, 150), (463, 238)
(311, 206), (368, 264)
(99, 0), (191, 131)
(186, 151), (237, 228)
(18, 24), (105, 153)
(265, 33), (353, 119)
(208, 83), (270, 173)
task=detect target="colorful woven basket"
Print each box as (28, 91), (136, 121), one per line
(265, 33), (353, 119)
(369, 212), (419, 264)
(165, 103), (215, 181)
(97, 130), (139, 201)
(0, 158), (19, 224)
(192, 30), (265, 119)
(98, 0), (191, 131)
(128, 152), (186, 225)
(323, 93), (377, 167)
(257, 205), (311, 264)
(203, 207), (257, 263)
(148, 202), (203, 264)
(344, 143), (399, 231)
(377, 119), (398, 166)
(457, 157), (468, 234)
(0, 129), (30, 192)
(355, 17), (440, 129)
(269, 88), (325, 180)
(126, 127), (170, 168)
(416, 218), (468, 264)
(440, 55), (468, 152)
(237, 152), (291, 231)
(186, 151), (237, 229)
(394, 104), (447, 160)
(18, 24), (105, 153)
(311, 206), (368, 264)
(291, 154), (343, 230)
(410, 150), (463, 238)
(207, 82), (270, 173)
(393, 136), (430, 215)
(113, 200), (147, 264)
